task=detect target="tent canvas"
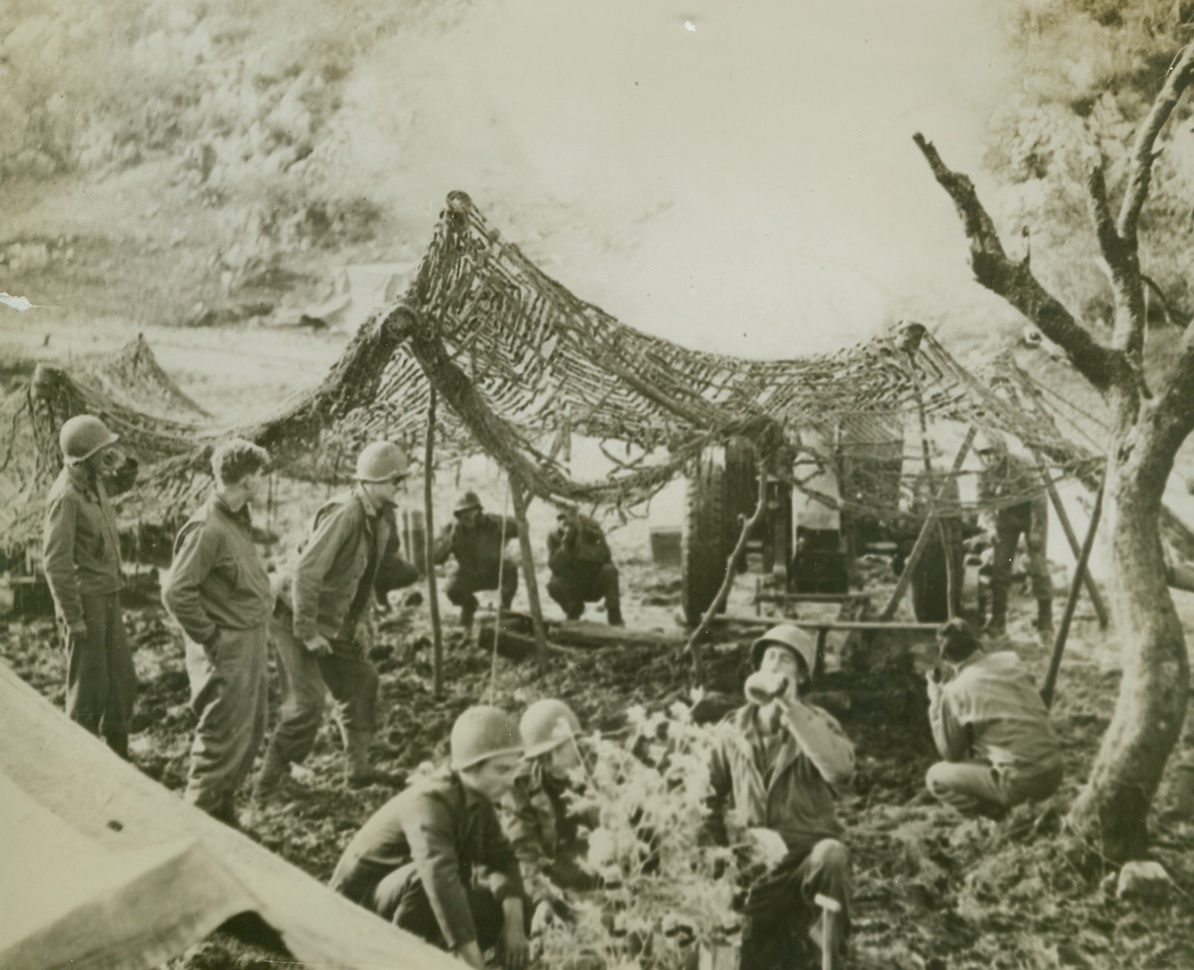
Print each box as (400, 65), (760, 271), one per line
(0, 661), (464, 970)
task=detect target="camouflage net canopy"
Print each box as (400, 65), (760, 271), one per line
(1, 192), (1112, 557)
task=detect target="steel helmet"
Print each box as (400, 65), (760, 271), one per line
(354, 441), (409, 482)
(520, 699), (581, 759)
(450, 705), (522, 770)
(455, 491), (483, 515)
(750, 623), (817, 676)
(59, 415), (120, 465)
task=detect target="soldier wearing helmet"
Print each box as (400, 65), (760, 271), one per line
(256, 441), (419, 796)
(925, 619), (1062, 818)
(707, 623), (855, 970)
(42, 414), (139, 757)
(433, 491), (520, 634)
(545, 508), (624, 626)
(330, 705), (530, 970)
(973, 427), (1053, 639)
(162, 439), (273, 827)
(502, 700), (600, 922)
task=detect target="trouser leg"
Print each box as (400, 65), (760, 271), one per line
(741, 839), (851, 970)
(183, 623), (269, 816)
(499, 561), (518, 610)
(375, 864), (506, 952)
(264, 612), (329, 765)
(926, 761), (1008, 817)
(320, 637), (381, 741)
(988, 516), (1022, 630)
(600, 564), (623, 624)
(547, 573), (583, 619)
(447, 574), (480, 626)
(68, 593), (138, 758)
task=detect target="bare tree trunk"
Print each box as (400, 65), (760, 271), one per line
(1066, 442), (1189, 859)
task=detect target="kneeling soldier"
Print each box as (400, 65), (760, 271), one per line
(162, 439), (272, 826)
(708, 624), (854, 970)
(926, 619), (1062, 818)
(433, 491), (520, 632)
(330, 705), (530, 970)
(545, 510), (623, 626)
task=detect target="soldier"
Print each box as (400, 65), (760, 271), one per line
(433, 491), (520, 632)
(505, 699), (599, 923)
(707, 624), (854, 970)
(42, 414), (138, 758)
(545, 510), (624, 626)
(925, 619), (1062, 818)
(162, 440), (272, 826)
(330, 705), (530, 970)
(974, 428), (1052, 638)
(255, 441), (415, 796)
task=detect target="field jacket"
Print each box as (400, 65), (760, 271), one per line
(433, 513), (520, 578)
(503, 761), (598, 899)
(330, 770), (525, 949)
(708, 702), (854, 857)
(547, 516), (612, 575)
(285, 486), (402, 642)
(162, 493), (273, 646)
(43, 465), (123, 630)
(930, 650), (1061, 776)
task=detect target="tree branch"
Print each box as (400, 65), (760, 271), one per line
(914, 132), (1123, 393)
(1118, 44), (1194, 241)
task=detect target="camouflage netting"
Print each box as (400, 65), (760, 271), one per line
(0, 192), (1118, 560)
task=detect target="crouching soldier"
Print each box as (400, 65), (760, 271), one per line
(330, 705), (531, 970)
(256, 441), (414, 796)
(926, 619), (1062, 819)
(505, 699), (600, 925)
(546, 510), (623, 626)
(433, 491), (520, 633)
(162, 440), (272, 826)
(708, 624), (854, 970)
(43, 414), (139, 758)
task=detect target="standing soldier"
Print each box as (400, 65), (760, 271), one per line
(545, 510), (624, 626)
(974, 429), (1052, 638)
(434, 491), (520, 633)
(330, 705), (531, 970)
(255, 440), (413, 796)
(42, 414), (138, 758)
(162, 440), (272, 826)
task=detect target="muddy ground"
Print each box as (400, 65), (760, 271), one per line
(3, 559), (1194, 969)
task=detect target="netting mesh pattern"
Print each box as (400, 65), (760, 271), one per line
(0, 192), (1108, 556)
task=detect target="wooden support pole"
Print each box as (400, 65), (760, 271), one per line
(681, 466), (769, 675)
(1042, 476), (1104, 709)
(880, 427), (977, 621)
(509, 473), (549, 669)
(423, 387), (445, 699)
(1030, 451), (1109, 630)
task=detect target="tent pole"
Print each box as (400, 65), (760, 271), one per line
(423, 387), (445, 699)
(880, 427), (976, 622)
(1030, 450), (1109, 630)
(1042, 475), (1105, 708)
(509, 473), (549, 669)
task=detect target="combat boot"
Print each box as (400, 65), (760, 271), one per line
(253, 743), (290, 803)
(984, 586), (1008, 635)
(344, 729), (399, 788)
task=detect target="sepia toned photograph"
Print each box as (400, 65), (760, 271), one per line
(2, 2), (1194, 968)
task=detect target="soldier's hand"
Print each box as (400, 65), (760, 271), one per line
(303, 633), (333, 657)
(500, 922), (530, 970)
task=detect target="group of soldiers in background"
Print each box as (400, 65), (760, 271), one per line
(40, 413), (1067, 970)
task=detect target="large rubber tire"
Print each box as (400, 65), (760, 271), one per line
(724, 437), (758, 573)
(682, 449), (735, 626)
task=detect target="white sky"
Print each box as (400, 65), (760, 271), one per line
(352, 0), (1014, 356)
